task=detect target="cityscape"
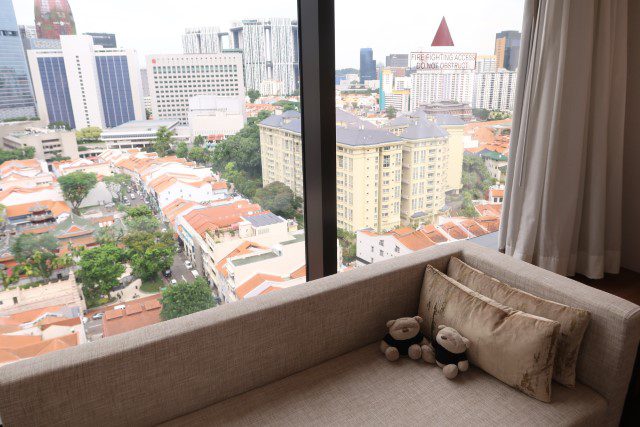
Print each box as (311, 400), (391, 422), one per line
(1, 0), (519, 365)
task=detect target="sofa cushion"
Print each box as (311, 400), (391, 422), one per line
(419, 266), (560, 402)
(162, 343), (606, 426)
(447, 257), (590, 387)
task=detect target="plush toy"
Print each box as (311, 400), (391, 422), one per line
(422, 325), (470, 379)
(380, 316), (427, 361)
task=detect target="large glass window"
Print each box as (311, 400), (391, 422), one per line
(1, 0), (305, 364)
(334, 0), (524, 269)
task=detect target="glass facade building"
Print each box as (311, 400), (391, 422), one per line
(359, 47), (376, 83)
(96, 56), (136, 128)
(36, 56), (75, 128)
(0, 0), (37, 121)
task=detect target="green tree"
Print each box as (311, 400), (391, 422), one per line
(253, 181), (301, 219)
(75, 126), (102, 141)
(125, 205), (154, 219)
(153, 126), (175, 157)
(385, 105), (397, 119)
(103, 173), (131, 202)
(461, 154), (495, 199)
(0, 146), (35, 162)
(336, 228), (356, 264)
(211, 110), (270, 179)
(222, 162), (260, 198)
(0, 266), (18, 288)
(160, 277), (216, 320)
(0, 204), (5, 227)
(12, 233), (58, 262)
(193, 135), (206, 146)
(187, 146), (210, 164)
(247, 89), (261, 103)
(460, 192), (479, 218)
(77, 244), (126, 307)
(58, 171), (98, 214)
(472, 108), (490, 121)
(273, 100), (299, 112)
(130, 243), (174, 281)
(175, 141), (189, 158)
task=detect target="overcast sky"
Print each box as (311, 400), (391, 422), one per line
(13, 0), (525, 69)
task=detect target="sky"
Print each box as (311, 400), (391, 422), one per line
(13, 0), (525, 69)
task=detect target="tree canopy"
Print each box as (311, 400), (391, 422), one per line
(58, 171), (98, 214)
(77, 244), (126, 307)
(253, 181), (301, 219)
(385, 105), (397, 119)
(0, 146), (35, 162)
(11, 233), (70, 281)
(75, 126), (102, 141)
(152, 126), (175, 157)
(160, 277), (216, 320)
(175, 141), (189, 159)
(103, 173), (131, 202)
(247, 89), (261, 103)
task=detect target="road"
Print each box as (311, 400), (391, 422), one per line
(167, 251), (196, 284)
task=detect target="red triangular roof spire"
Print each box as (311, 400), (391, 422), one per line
(431, 17), (454, 47)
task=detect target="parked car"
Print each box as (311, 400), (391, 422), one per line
(163, 269), (172, 278)
(114, 304), (126, 310)
(130, 193), (136, 199)
(185, 260), (192, 269)
(91, 313), (104, 320)
(191, 269), (199, 278)
(171, 279), (177, 285)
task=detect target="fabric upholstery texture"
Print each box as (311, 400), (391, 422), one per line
(419, 266), (560, 402)
(0, 242), (637, 426)
(162, 343), (607, 427)
(447, 256), (590, 387)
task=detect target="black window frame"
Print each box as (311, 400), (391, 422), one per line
(297, 0), (337, 280)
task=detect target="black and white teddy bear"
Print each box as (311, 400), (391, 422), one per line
(422, 325), (470, 379)
(380, 316), (427, 361)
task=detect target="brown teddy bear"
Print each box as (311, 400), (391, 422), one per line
(422, 325), (470, 379)
(380, 316), (427, 361)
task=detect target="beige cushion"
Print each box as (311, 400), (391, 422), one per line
(163, 344), (607, 427)
(419, 265), (561, 402)
(447, 257), (590, 387)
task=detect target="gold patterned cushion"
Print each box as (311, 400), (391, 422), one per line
(447, 257), (590, 387)
(419, 265), (560, 402)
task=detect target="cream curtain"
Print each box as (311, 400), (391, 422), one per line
(499, 0), (628, 279)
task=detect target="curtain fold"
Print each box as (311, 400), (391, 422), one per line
(499, 0), (627, 279)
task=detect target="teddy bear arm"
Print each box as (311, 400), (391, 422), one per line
(458, 359), (469, 372)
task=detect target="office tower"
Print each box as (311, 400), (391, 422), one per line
(20, 24), (60, 49)
(386, 54), (409, 68)
(229, 18), (298, 94)
(359, 48), (376, 83)
(20, 25), (37, 40)
(147, 52), (245, 125)
(34, 0), (76, 39)
(494, 30), (521, 71)
(183, 27), (222, 54)
(85, 33), (117, 48)
(27, 35), (145, 129)
(0, 0), (37, 121)
(473, 69), (517, 112)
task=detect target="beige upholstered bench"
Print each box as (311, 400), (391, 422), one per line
(1, 242), (638, 426)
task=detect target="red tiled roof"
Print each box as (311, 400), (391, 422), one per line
(102, 294), (163, 337)
(184, 201), (263, 236)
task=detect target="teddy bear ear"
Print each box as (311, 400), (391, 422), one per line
(414, 316), (423, 323)
(386, 319), (396, 328)
(437, 325), (446, 330)
(462, 337), (470, 348)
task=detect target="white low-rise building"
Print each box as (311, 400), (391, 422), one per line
(188, 95), (246, 139)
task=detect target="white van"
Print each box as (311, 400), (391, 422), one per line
(114, 304), (126, 310)
(191, 270), (199, 278)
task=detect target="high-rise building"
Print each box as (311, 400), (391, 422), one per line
(34, 0), (76, 40)
(27, 35), (145, 129)
(410, 71), (474, 110)
(359, 48), (376, 83)
(183, 27), (222, 54)
(386, 54), (408, 68)
(259, 109), (463, 232)
(0, 0), (37, 121)
(473, 69), (517, 112)
(476, 54), (497, 73)
(229, 19), (298, 94)
(147, 52), (245, 125)
(84, 33), (117, 48)
(19, 25), (60, 49)
(494, 30), (521, 71)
